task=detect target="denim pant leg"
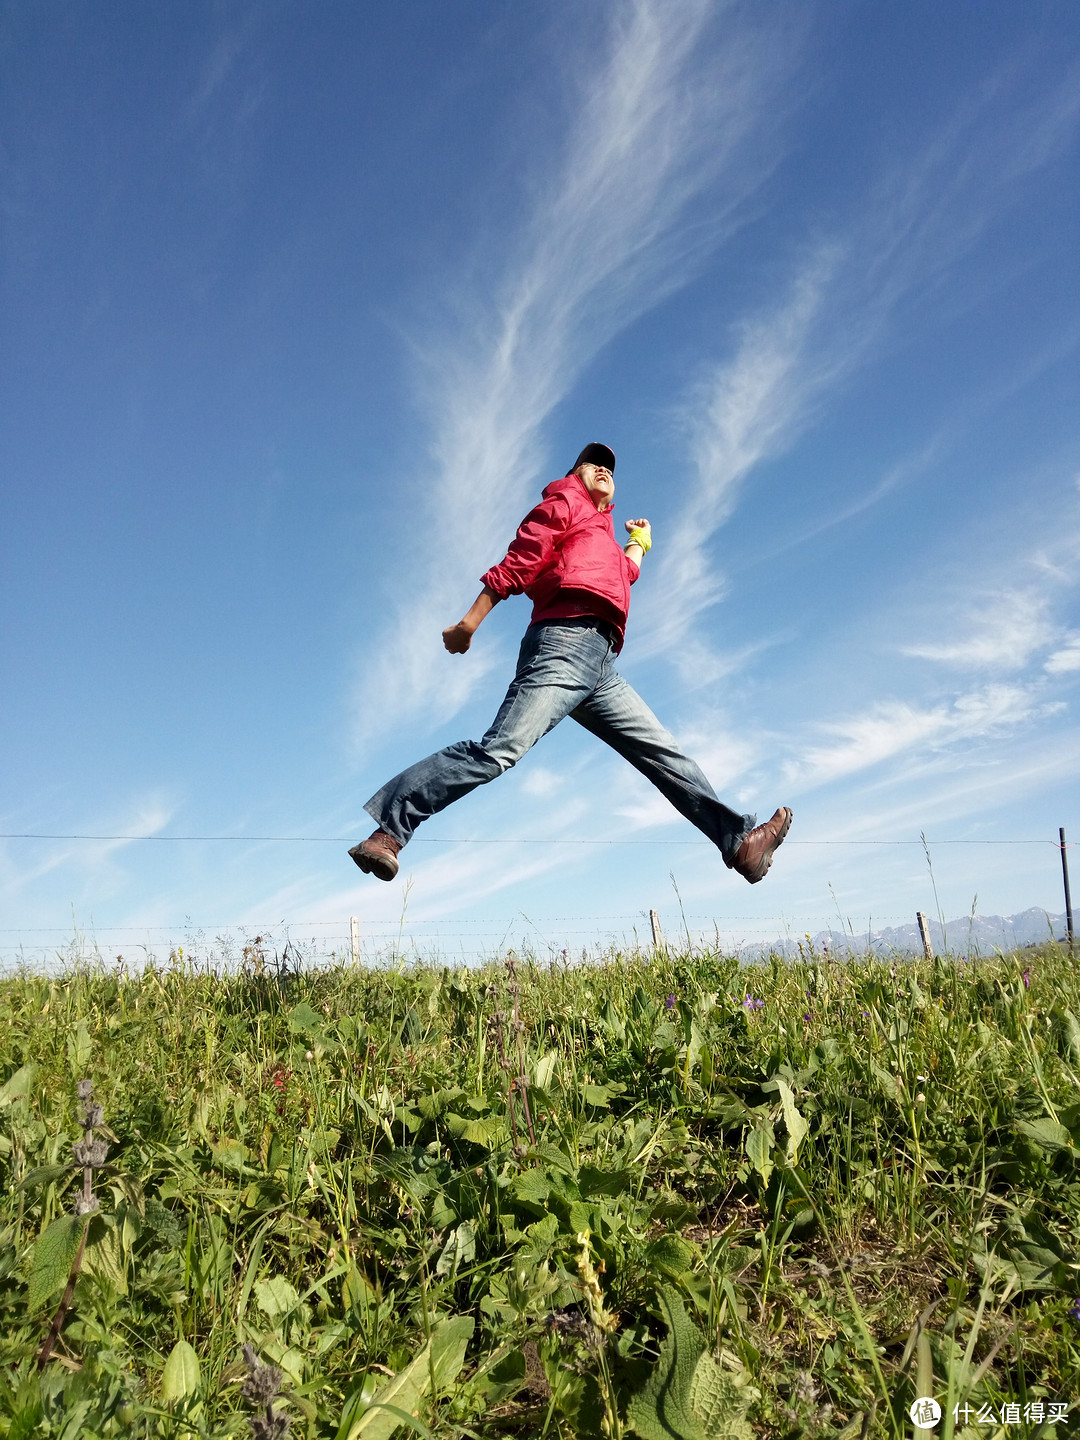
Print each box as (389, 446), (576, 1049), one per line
(364, 620), (610, 846)
(570, 661), (755, 865)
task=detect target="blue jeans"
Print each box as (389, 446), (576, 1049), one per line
(365, 618), (755, 863)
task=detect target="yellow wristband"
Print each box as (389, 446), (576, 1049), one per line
(627, 528), (651, 553)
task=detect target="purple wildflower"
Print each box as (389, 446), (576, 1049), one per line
(666, 994), (676, 1011)
(742, 994), (764, 1011)
(1070, 1296), (1080, 1322)
(803, 1012), (812, 1022)
(861, 1010), (870, 1017)
(1022, 969), (1031, 989)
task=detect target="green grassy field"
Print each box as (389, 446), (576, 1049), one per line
(1, 940), (1078, 1439)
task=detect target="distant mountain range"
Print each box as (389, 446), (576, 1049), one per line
(743, 907), (1070, 959)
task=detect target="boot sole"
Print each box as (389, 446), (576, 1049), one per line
(348, 844), (399, 882)
(739, 807), (793, 884)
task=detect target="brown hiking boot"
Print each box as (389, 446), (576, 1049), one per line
(730, 807), (792, 884)
(348, 829), (403, 882)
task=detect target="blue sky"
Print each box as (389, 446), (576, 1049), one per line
(3, 1), (1079, 966)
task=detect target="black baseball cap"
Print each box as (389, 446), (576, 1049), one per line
(571, 442), (615, 474)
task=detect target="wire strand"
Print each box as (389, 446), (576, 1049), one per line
(0, 832), (1065, 845)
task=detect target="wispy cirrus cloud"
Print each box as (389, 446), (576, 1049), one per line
(634, 248), (845, 664)
(782, 682), (1058, 793)
(901, 590), (1054, 671)
(1045, 633), (1080, 674)
(350, 0), (799, 747)
(0, 796), (175, 906)
(634, 61), (1080, 675)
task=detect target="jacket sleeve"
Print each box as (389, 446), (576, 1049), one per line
(480, 494), (572, 598)
(624, 552), (641, 585)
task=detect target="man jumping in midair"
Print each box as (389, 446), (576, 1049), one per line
(351, 443), (791, 883)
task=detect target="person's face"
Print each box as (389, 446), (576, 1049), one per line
(577, 463), (615, 508)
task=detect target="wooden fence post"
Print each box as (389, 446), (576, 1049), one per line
(916, 912), (934, 961)
(650, 910), (664, 952)
(350, 915), (360, 965)
(1061, 828), (1074, 953)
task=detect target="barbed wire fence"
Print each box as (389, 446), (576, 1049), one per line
(0, 830), (1073, 972)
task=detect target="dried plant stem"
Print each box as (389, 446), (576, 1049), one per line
(38, 1077), (106, 1370)
(489, 1004), (520, 1149)
(512, 1003), (536, 1145)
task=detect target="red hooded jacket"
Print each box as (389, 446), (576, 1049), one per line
(480, 474), (640, 653)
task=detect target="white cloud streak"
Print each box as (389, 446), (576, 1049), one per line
(901, 590), (1053, 671)
(634, 60), (1080, 674)
(782, 682), (1057, 792)
(350, 0), (797, 746)
(0, 798), (175, 906)
(1046, 633), (1080, 674)
(634, 249), (845, 661)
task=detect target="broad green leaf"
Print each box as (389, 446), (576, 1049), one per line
(288, 1001), (324, 1035)
(521, 1212), (560, 1253)
(972, 1248), (1057, 1292)
(1055, 1007), (1080, 1064)
(773, 1078), (809, 1164)
(687, 1352), (753, 1440)
(301, 1125), (340, 1156)
(645, 1234), (697, 1281)
(745, 1122), (774, 1187)
(265, 1130), (284, 1173)
(444, 1113), (508, 1148)
(871, 1063), (903, 1107)
(1016, 1118), (1075, 1152)
(578, 1166), (632, 1198)
(626, 1287), (707, 1440)
(430, 1191), (458, 1230)
(67, 1023), (92, 1077)
(435, 1221), (476, 1277)
(526, 1142), (577, 1174)
(255, 1275), (302, 1319)
(415, 1087), (466, 1120)
(83, 1215), (127, 1296)
(627, 1288), (752, 1440)
(343, 1266), (376, 1311)
(356, 1405), (433, 1438)
(27, 1213), (88, 1311)
(209, 1138), (248, 1172)
(260, 1336), (306, 1386)
(161, 1339), (201, 1402)
(0, 1062), (38, 1108)
(18, 1163), (76, 1192)
(342, 1316), (473, 1440)
(582, 1082), (624, 1108)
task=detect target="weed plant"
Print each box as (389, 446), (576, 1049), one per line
(1, 939), (1078, 1438)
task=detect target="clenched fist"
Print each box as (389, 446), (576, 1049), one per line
(442, 621), (474, 654)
